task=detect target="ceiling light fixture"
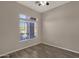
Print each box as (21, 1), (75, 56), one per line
(35, 1), (49, 6)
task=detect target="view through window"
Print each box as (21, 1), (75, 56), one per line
(19, 14), (37, 42)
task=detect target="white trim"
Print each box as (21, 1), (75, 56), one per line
(0, 42), (41, 57)
(43, 42), (79, 54)
(1, 42), (79, 57)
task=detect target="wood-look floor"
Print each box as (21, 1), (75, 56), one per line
(1, 43), (79, 58)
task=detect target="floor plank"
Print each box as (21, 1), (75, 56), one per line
(1, 43), (79, 58)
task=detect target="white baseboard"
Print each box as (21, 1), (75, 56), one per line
(0, 42), (41, 57)
(43, 42), (79, 54)
(1, 42), (79, 57)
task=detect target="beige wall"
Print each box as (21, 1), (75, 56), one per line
(0, 2), (41, 56)
(42, 2), (79, 53)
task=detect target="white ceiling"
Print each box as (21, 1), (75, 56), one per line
(17, 1), (70, 13)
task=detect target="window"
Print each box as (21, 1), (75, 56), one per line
(19, 14), (37, 42)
